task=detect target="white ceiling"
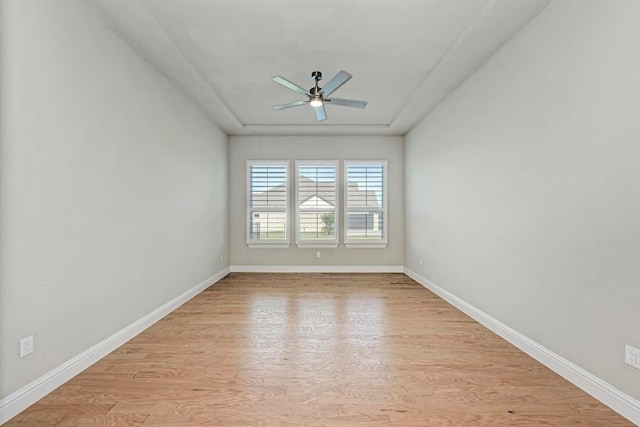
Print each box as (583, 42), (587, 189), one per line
(89, 0), (551, 136)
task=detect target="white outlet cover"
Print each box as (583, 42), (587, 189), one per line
(625, 344), (640, 369)
(20, 335), (34, 358)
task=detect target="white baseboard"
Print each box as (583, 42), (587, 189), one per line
(230, 265), (404, 273)
(0, 267), (230, 425)
(404, 267), (640, 426)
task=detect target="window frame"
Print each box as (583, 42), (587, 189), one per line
(295, 160), (339, 249)
(343, 160), (388, 248)
(246, 160), (290, 248)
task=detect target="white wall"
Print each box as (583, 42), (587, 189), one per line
(405, 0), (640, 400)
(0, 0), (228, 399)
(229, 136), (403, 268)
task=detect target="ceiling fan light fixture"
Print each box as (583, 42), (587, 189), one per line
(309, 97), (323, 107)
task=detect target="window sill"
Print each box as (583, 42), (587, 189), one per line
(344, 243), (388, 249)
(247, 243), (291, 249)
(296, 243), (339, 249)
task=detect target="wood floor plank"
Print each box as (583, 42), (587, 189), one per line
(4, 273), (632, 426)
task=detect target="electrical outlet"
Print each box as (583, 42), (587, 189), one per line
(316, 251), (321, 258)
(625, 345), (640, 369)
(20, 335), (34, 358)
(419, 258), (423, 267)
(220, 254), (224, 261)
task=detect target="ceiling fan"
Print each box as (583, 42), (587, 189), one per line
(272, 70), (367, 121)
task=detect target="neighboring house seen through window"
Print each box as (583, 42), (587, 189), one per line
(246, 161), (289, 247)
(296, 161), (339, 248)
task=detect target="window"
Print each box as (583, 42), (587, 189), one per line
(247, 161), (289, 247)
(296, 161), (339, 248)
(344, 161), (388, 248)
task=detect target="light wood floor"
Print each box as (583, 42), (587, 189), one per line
(6, 273), (632, 426)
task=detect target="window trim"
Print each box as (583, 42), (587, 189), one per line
(295, 160), (339, 249)
(246, 160), (290, 248)
(343, 160), (388, 248)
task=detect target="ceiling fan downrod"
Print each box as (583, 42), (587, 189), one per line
(309, 71), (323, 105)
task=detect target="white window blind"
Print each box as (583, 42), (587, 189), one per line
(344, 161), (388, 247)
(296, 161), (338, 248)
(247, 161), (289, 247)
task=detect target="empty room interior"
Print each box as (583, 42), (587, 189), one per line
(1, 0), (639, 425)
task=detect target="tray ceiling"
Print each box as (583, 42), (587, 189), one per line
(89, 0), (551, 136)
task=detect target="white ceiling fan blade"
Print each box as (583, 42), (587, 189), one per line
(314, 105), (327, 121)
(272, 76), (310, 96)
(273, 99), (308, 110)
(326, 98), (367, 109)
(320, 70), (351, 97)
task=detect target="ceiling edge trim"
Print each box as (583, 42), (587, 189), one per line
(138, 0), (244, 129)
(389, 0), (497, 128)
(234, 124), (399, 137)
